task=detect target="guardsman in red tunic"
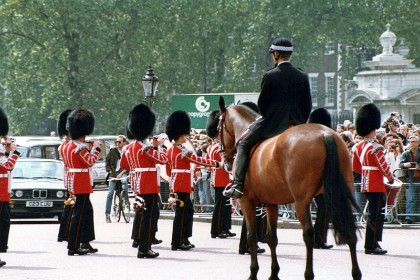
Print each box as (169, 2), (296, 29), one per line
(63, 108), (101, 256)
(0, 108), (19, 267)
(56, 109), (73, 243)
(206, 110), (235, 239)
(353, 103), (393, 255)
(119, 103), (168, 259)
(165, 111), (221, 251)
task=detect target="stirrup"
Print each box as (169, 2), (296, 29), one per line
(223, 183), (243, 198)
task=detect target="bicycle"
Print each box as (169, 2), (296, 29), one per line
(109, 177), (131, 223)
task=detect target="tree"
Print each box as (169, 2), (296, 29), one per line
(1, 0), (419, 135)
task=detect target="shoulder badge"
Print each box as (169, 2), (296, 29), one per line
(141, 142), (154, 153)
(371, 141), (385, 153)
(180, 145), (193, 158)
(74, 141), (89, 154)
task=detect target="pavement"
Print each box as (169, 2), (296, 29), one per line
(2, 188), (419, 280)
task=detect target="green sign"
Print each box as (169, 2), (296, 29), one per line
(171, 93), (258, 129)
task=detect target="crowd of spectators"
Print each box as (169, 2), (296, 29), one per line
(338, 112), (420, 224)
(190, 129), (215, 213)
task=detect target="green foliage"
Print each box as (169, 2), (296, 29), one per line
(0, 0), (419, 135)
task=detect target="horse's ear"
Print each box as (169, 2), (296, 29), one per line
(219, 96), (226, 113)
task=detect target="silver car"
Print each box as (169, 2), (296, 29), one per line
(10, 158), (67, 220)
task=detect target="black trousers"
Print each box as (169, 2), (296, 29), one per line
(132, 194), (159, 252)
(67, 194), (95, 250)
(364, 192), (386, 249)
(234, 122), (267, 183)
(211, 188), (232, 235)
(0, 202), (10, 252)
(171, 192), (194, 246)
(239, 208), (267, 250)
(314, 194), (331, 244)
(58, 204), (73, 241)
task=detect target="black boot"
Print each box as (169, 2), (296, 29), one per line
(223, 148), (248, 199)
(81, 243), (98, 253)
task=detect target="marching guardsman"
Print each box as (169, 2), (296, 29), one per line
(206, 110), (235, 239)
(353, 103), (393, 255)
(0, 108), (20, 267)
(63, 108), (101, 256)
(119, 103), (168, 259)
(57, 109), (73, 242)
(165, 111), (222, 251)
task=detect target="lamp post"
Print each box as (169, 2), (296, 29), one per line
(142, 65), (159, 108)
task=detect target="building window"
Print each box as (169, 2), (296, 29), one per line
(325, 40), (335, 55)
(325, 73), (335, 106)
(309, 74), (318, 106)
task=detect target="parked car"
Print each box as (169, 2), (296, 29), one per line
(17, 139), (63, 160)
(14, 136), (116, 187)
(10, 158), (67, 220)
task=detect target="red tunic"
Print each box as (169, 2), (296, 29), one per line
(0, 152), (19, 202)
(166, 144), (220, 193)
(206, 141), (230, 188)
(58, 139), (70, 191)
(62, 141), (100, 194)
(120, 140), (168, 195)
(353, 138), (393, 193)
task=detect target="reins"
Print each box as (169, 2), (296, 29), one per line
(218, 111), (237, 163)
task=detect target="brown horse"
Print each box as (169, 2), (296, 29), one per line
(218, 97), (361, 280)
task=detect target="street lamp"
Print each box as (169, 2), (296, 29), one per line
(142, 65), (159, 107)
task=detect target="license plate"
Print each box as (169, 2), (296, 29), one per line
(26, 201), (53, 207)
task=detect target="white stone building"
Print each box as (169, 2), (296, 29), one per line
(347, 24), (420, 124)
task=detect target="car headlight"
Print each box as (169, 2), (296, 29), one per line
(15, 190), (24, 198)
(56, 191), (65, 198)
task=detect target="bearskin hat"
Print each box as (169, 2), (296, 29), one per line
(66, 108), (95, 140)
(127, 103), (155, 141)
(240, 101), (260, 114)
(165, 111), (191, 142)
(355, 103), (381, 136)
(0, 108), (9, 137)
(206, 110), (220, 139)
(57, 109), (72, 138)
(125, 123), (134, 140)
(308, 108), (332, 128)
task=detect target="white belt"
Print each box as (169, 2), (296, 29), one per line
(172, 169), (191, 173)
(362, 166), (379, 170)
(68, 168), (89, 173)
(134, 168), (157, 172)
(0, 174), (8, 178)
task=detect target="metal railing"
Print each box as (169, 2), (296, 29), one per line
(159, 170), (420, 227)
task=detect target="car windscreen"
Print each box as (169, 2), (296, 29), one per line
(12, 161), (64, 180)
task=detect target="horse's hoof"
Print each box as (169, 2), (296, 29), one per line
(268, 276), (280, 280)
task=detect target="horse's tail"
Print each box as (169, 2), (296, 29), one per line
(322, 134), (360, 245)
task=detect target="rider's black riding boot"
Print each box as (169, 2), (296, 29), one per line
(223, 142), (250, 199)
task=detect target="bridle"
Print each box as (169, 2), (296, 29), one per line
(217, 109), (237, 164)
